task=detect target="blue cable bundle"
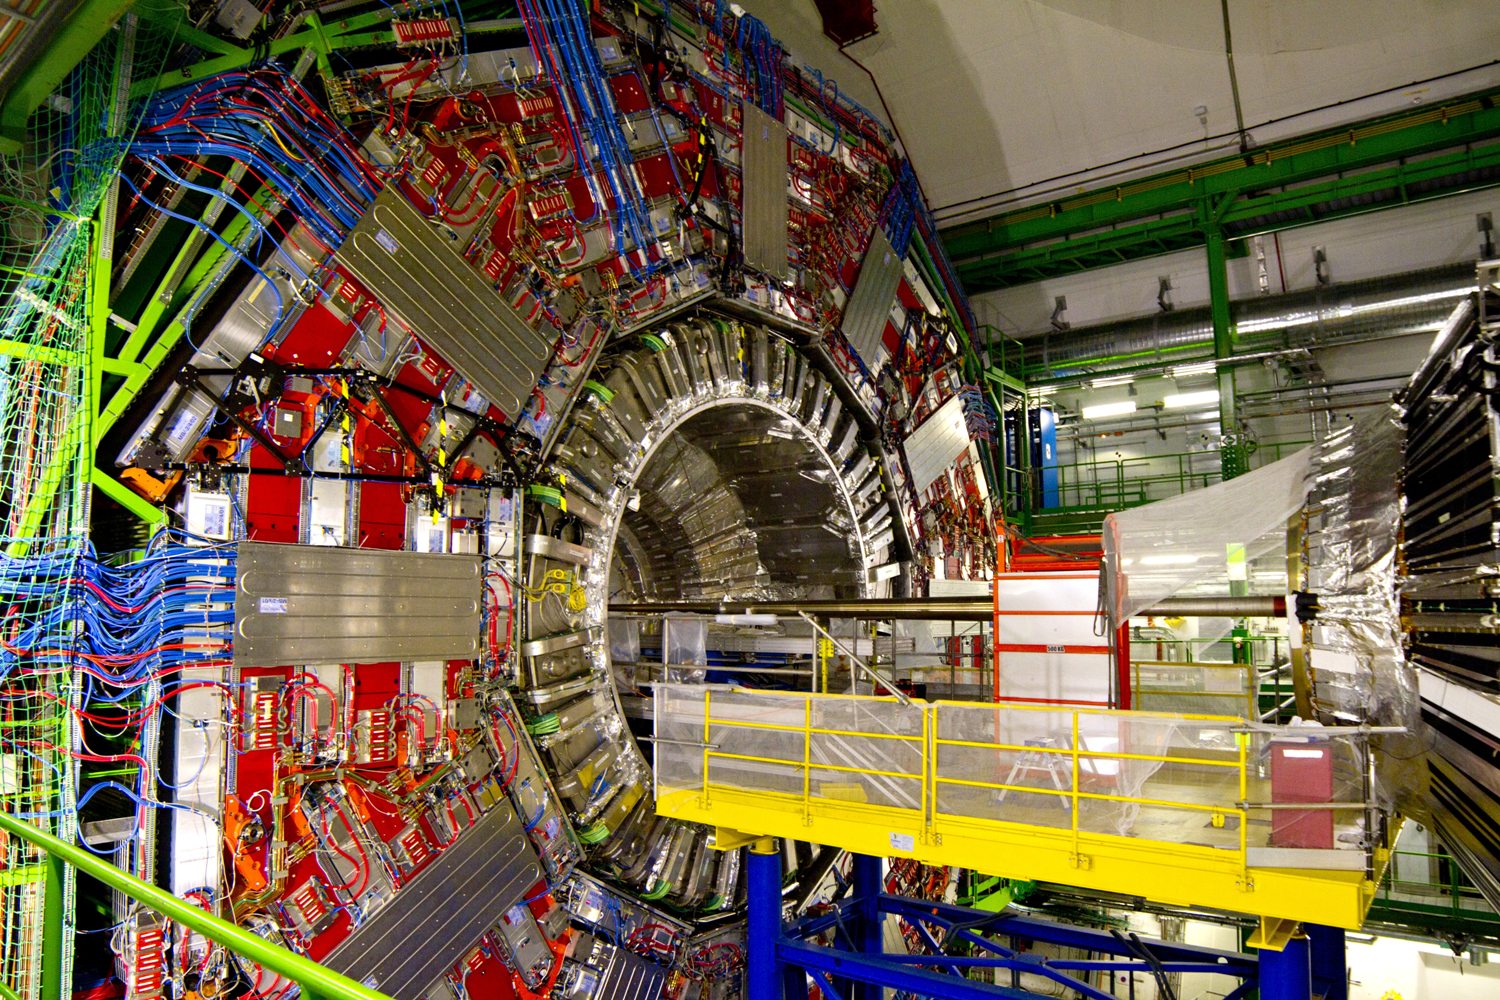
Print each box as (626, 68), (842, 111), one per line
(958, 386), (998, 443)
(0, 532), (236, 689)
(107, 68), (387, 346)
(131, 69), (381, 246)
(734, 12), (783, 117)
(521, 0), (665, 279)
(878, 159), (919, 257)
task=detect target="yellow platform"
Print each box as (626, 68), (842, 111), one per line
(652, 687), (1394, 932)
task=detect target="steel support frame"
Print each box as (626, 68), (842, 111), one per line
(0, 809), (393, 1000)
(1205, 228), (1245, 484)
(0, 0), (139, 152)
(945, 88), (1500, 292)
(747, 847), (1317, 1000)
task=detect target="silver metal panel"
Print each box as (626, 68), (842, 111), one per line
(234, 542), (481, 667)
(335, 187), (555, 418)
(741, 103), (789, 279)
(320, 802), (541, 997)
(120, 223), (324, 467)
(523, 534), (593, 565)
(596, 944), (670, 1000)
(518, 629), (590, 658)
(903, 393), (970, 495)
(842, 230), (904, 368)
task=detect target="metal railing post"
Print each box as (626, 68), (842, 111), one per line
(1070, 711), (1081, 858)
(803, 697), (813, 823)
(702, 688), (713, 807)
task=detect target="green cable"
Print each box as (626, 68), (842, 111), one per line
(525, 712), (559, 735)
(641, 879), (672, 901)
(525, 485), (564, 509)
(577, 821), (610, 844)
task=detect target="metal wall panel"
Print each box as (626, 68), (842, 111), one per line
(596, 946), (670, 1000)
(903, 392), (969, 495)
(233, 542), (481, 667)
(335, 186), (555, 418)
(741, 103), (789, 279)
(842, 231), (903, 367)
(319, 802), (540, 997)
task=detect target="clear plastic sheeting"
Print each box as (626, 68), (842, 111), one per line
(1102, 446), (1313, 625)
(655, 685), (927, 815)
(934, 703), (1239, 842)
(652, 686), (1380, 868)
(1303, 413), (1418, 732)
(609, 617), (640, 664)
(1130, 661), (1257, 719)
(663, 613), (708, 683)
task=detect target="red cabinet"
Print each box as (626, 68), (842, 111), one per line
(1269, 740), (1335, 849)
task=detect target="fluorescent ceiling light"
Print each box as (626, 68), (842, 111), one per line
(1140, 553), (1200, 566)
(1164, 389), (1220, 409)
(1088, 375), (1134, 389)
(1081, 400), (1136, 419)
(1170, 361), (1216, 378)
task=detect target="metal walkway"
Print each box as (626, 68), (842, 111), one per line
(653, 686), (1394, 938)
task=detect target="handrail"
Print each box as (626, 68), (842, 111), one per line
(797, 611), (912, 705)
(1030, 439), (1313, 513)
(662, 687), (1393, 875)
(0, 809), (393, 1000)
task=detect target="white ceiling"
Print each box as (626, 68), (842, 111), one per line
(745, 0), (1500, 224)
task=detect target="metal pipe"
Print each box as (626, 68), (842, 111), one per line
(1231, 723), (1407, 735)
(1239, 801), (1372, 811)
(1031, 263), (1473, 376)
(797, 611), (912, 705)
(611, 595), (1285, 621)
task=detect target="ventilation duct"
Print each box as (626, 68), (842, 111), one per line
(1030, 262), (1475, 378)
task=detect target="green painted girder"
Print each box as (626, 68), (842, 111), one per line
(0, 0), (139, 154)
(1218, 134), (1500, 232)
(960, 214), (1201, 289)
(944, 89), (1500, 292)
(129, 8), (393, 98)
(0, 808), (395, 1000)
(1368, 896), (1500, 944)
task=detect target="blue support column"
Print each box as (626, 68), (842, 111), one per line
(1259, 934), (1312, 1000)
(748, 840), (785, 1000)
(852, 853), (884, 1000)
(1307, 924), (1348, 1000)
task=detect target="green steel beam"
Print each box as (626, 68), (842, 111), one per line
(944, 88), (1500, 292)
(1368, 897), (1500, 945)
(0, 0), (138, 153)
(958, 215), (1203, 289)
(92, 465), (165, 525)
(1219, 135), (1500, 233)
(128, 9), (392, 98)
(1205, 230), (1246, 481)
(0, 338), (81, 366)
(0, 808), (395, 1000)
(39, 851), (64, 1000)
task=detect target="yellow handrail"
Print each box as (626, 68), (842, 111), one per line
(690, 688), (1255, 860)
